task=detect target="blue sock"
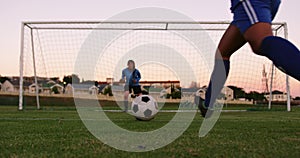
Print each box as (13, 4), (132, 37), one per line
(261, 36), (300, 81)
(204, 59), (230, 108)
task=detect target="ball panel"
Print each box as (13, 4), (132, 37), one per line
(132, 104), (139, 113)
(141, 96), (150, 103)
(143, 109), (152, 117)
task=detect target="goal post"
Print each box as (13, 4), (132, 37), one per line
(283, 23), (291, 112)
(19, 22), (25, 110)
(18, 21), (291, 110)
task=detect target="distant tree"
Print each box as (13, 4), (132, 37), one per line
(63, 74), (80, 85)
(245, 91), (265, 101)
(103, 85), (113, 96)
(63, 76), (72, 85)
(51, 86), (60, 94)
(272, 90), (284, 94)
(0, 76), (10, 83)
(294, 97), (300, 100)
(171, 84), (175, 93)
(167, 91), (181, 99)
(228, 85), (246, 99)
(172, 91), (181, 99)
(50, 77), (59, 82)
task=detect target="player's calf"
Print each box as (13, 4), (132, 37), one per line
(260, 36), (300, 81)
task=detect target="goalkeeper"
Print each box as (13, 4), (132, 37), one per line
(120, 60), (142, 112)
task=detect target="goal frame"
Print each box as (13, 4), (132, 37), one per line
(18, 21), (291, 111)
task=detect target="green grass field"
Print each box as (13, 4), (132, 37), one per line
(1, 105), (300, 158)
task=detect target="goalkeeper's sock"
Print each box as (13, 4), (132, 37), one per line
(204, 59), (230, 108)
(260, 36), (300, 81)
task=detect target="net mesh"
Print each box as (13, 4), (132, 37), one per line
(21, 22), (289, 106)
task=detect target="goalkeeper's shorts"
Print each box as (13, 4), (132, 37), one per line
(230, 0), (281, 33)
(124, 85), (142, 95)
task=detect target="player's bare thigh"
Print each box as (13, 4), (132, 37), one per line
(243, 22), (273, 54)
(217, 24), (247, 60)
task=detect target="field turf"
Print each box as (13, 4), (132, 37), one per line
(0, 105), (300, 157)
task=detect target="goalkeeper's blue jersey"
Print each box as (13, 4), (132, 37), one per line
(121, 68), (141, 86)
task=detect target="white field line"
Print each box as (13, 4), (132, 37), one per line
(0, 110), (247, 121)
(97, 109), (247, 113)
(0, 117), (84, 121)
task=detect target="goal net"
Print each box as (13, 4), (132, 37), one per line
(19, 21), (291, 110)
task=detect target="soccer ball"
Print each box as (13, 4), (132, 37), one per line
(131, 95), (159, 121)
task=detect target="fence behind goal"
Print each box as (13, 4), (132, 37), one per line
(19, 21), (291, 110)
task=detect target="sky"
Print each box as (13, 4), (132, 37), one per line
(0, 0), (299, 96)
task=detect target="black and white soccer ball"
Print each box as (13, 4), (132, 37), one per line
(131, 95), (158, 121)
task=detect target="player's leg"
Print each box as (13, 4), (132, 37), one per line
(244, 22), (300, 81)
(123, 85), (130, 112)
(243, 22), (272, 54)
(123, 91), (129, 112)
(239, 0), (300, 81)
(216, 25), (247, 60)
(200, 24), (247, 117)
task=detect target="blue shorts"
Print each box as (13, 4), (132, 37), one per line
(231, 0), (281, 33)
